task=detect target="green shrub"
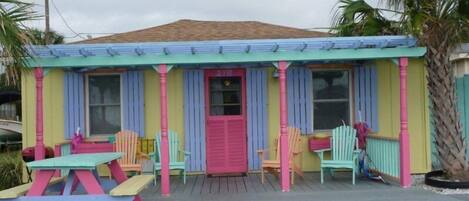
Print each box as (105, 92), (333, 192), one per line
(0, 151), (23, 190)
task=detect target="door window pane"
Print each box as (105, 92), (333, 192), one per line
(209, 77), (242, 115)
(88, 75), (121, 136)
(312, 70), (350, 130)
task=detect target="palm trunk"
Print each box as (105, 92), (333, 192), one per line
(425, 24), (469, 179)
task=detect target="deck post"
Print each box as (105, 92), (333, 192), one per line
(278, 61), (290, 192)
(158, 64), (171, 196)
(398, 57), (411, 187)
(34, 67), (45, 160)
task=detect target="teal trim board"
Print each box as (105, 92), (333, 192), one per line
(28, 47), (426, 68)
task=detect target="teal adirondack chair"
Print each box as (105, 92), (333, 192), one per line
(150, 130), (190, 185)
(316, 125), (359, 185)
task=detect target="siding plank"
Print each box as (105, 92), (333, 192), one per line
(184, 70), (206, 172)
(63, 71), (85, 139)
(122, 71), (145, 136)
(246, 68), (268, 170)
(354, 64), (379, 131)
(287, 67), (313, 134)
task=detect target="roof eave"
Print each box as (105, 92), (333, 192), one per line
(27, 47), (427, 68)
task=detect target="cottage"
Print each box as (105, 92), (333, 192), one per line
(22, 20), (429, 195)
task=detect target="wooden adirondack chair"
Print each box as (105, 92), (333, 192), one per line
(315, 125), (359, 185)
(151, 130), (190, 184)
(257, 127), (304, 184)
(114, 130), (148, 174)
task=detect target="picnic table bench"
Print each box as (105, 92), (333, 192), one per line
(0, 153), (154, 201)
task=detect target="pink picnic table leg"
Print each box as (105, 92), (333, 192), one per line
(108, 159), (142, 201)
(26, 170), (55, 196)
(74, 170), (105, 194)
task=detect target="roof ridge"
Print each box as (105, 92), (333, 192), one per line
(74, 19), (330, 44)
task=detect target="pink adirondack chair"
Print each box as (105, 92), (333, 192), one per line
(113, 130), (148, 174)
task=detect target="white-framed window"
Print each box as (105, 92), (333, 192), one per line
(312, 69), (352, 131)
(85, 73), (122, 137)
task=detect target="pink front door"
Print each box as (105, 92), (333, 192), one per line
(205, 69), (247, 174)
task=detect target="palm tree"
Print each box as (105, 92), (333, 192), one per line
(332, 0), (469, 179)
(29, 28), (64, 45)
(0, 0), (38, 84)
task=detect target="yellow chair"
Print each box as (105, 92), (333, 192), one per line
(257, 127), (304, 184)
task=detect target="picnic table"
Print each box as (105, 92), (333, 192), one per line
(0, 152), (153, 201)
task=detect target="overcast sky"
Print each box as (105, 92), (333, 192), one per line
(27, 0), (379, 42)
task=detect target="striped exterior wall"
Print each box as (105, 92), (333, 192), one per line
(374, 59), (430, 173)
(246, 68), (268, 170)
(22, 69), (65, 148)
(287, 67), (313, 134)
(267, 59), (431, 173)
(63, 71), (85, 139)
(143, 68), (185, 143)
(21, 59), (430, 174)
(354, 64), (379, 131)
(122, 71), (145, 136)
(183, 70), (206, 172)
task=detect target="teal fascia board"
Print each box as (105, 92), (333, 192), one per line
(27, 47), (426, 68)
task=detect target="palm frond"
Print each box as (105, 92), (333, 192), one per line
(331, 0), (401, 36)
(0, 0), (39, 85)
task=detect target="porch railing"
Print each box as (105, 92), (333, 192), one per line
(366, 135), (400, 179)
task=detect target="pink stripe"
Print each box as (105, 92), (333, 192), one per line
(34, 67), (45, 160)
(159, 64), (170, 197)
(278, 61), (290, 192)
(26, 170), (55, 196)
(399, 57), (412, 187)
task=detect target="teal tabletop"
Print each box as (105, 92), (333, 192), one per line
(27, 152), (122, 170)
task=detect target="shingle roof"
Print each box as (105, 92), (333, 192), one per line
(75, 19), (330, 44)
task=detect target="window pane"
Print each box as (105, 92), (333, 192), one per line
(209, 77), (242, 115)
(313, 71), (349, 100)
(89, 75), (120, 105)
(88, 74), (121, 136)
(89, 106), (121, 135)
(314, 102), (350, 130)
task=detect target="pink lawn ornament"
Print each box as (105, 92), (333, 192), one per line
(71, 127), (84, 154)
(353, 122), (370, 150)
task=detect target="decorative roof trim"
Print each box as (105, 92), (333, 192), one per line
(26, 35), (425, 68)
(28, 47), (426, 68)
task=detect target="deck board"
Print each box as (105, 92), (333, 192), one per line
(148, 172), (397, 197)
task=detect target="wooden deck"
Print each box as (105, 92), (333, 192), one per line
(136, 173), (466, 201)
(144, 172), (393, 195)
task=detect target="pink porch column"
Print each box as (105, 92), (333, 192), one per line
(35, 67), (45, 160)
(278, 61), (290, 192)
(399, 57), (412, 187)
(158, 64), (170, 196)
